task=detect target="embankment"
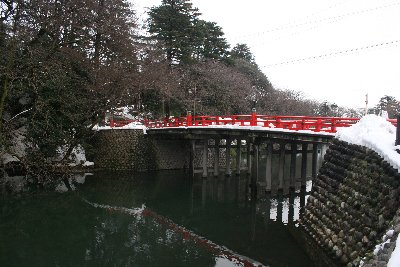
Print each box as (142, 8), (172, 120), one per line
(300, 138), (400, 267)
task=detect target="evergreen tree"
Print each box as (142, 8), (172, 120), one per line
(193, 20), (229, 60)
(148, 0), (200, 64)
(375, 95), (400, 119)
(148, 0), (229, 64)
(230, 43), (255, 63)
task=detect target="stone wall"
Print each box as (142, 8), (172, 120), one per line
(93, 130), (189, 171)
(301, 139), (400, 267)
(151, 139), (190, 170)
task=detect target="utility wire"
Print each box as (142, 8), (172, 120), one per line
(233, 0), (356, 43)
(237, 1), (400, 39)
(248, 18), (342, 45)
(291, 0), (356, 21)
(263, 39), (400, 67)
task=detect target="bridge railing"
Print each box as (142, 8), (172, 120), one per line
(109, 119), (138, 127)
(144, 115), (365, 133)
(108, 114), (398, 133)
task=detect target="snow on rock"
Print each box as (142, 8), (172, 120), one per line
(56, 144), (94, 167)
(373, 229), (393, 255)
(1, 153), (19, 165)
(1, 127), (94, 168)
(1, 127), (28, 164)
(335, 114), (400, 172)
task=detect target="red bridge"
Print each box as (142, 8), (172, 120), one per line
(103, 111), (399, 193)
(109, 110), (397, 134)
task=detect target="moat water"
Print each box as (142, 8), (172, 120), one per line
(0, 170), (315, 267)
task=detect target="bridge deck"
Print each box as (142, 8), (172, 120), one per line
(147, 126), (334, 143)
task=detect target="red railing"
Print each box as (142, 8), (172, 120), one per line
(109, 112), (398, 134)
(109, 119), (138, 127)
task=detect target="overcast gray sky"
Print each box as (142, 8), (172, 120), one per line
(133, 0), (400, 109)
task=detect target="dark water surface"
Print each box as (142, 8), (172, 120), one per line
(0, 171), (315, 267)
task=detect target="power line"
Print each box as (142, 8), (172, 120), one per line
(247, 17), (342, 45)
(236, 1), (400, 40)
(294, 0), (356, 20)
(263, 39), (400, 67)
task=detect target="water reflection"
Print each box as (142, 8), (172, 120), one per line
(54, 173), (93, 193)
(0, 171), (314, 267)
(196, 174), (311, 225)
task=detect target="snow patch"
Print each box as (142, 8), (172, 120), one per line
(56, 144), (94, 167)
(93, 122), (146, 134)
(1, 127), (28, 164)
(335, 115), (400, 172)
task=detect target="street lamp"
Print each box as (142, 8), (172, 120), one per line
(396, 114), (400, 153)
(193, 85), (196, 117)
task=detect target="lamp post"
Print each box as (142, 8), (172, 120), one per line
(331, 103), (338, 117)
(193, 85), (196, 117)
(396, 114), (400, 153)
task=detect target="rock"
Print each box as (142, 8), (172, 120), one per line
(378, 215), (385, 228)
(354, 231), (363, 241)
(340, 254), (349, 264)
(369, 231), (377, 240)
(349, 251), (358, 260)
(332, 235), (338, 244)
(378, 253), (389, 262)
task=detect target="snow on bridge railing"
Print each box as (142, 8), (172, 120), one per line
(108, 112), (398, 134)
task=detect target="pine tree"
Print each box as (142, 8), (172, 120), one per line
(375, 95), (400, 119)
(148, 0), (200, 64)
(230, 43), (255, 63)
(193, 20), (229, 60)
(148, 0), (229, 64)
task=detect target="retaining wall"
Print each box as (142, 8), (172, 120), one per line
(93, 129), (189, 171)
(301, 139), (400, 267)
